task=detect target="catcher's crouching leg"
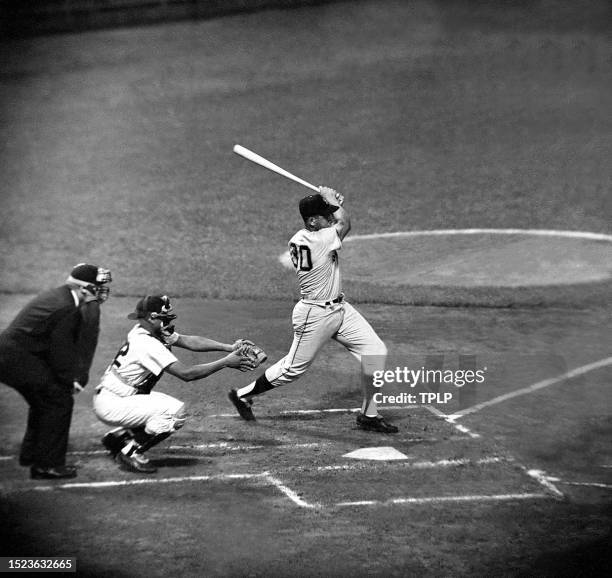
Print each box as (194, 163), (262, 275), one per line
(142, 401), (187, 442)
(115, 403), (187, 474)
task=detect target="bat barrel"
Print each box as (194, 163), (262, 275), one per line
(233, 144), (319, 192)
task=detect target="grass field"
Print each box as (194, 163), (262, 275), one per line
(0, 1), (611, 576)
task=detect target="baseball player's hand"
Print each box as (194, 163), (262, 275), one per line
(319, 186), (344, 207)
(161, 325), (180, 346)
(232, 338), (254, 351)
(225, 350), (256, 372)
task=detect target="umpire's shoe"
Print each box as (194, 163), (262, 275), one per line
(356, 413), (399, 434)
(228, 389), (256, 421)
(115, 451), (157, 474)
(31, 465), (77, 480)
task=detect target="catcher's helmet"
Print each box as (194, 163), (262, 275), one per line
(128, 295), (177, 324)
(67, 263), (112, 302)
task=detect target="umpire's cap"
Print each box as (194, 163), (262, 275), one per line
(299, 194), (339, 220)
(128, 295), (176, 320)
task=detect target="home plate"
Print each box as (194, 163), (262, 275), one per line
(344, 447), (409, 460)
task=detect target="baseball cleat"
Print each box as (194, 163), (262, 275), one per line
(228, 389), (256, 421)
(356, 413), (399, 434)
(101, 431), (130, 458)
(115, 451), (157, 474)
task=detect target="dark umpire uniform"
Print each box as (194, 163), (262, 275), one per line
(0, 263), (112, 479)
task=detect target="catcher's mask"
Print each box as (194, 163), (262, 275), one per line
(128, 295), (177, 326)
(67, 263), (112, 302)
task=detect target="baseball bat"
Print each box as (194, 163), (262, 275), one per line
(233, 144), (320, 192)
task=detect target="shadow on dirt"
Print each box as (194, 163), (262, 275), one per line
(516, 535), (611, 577)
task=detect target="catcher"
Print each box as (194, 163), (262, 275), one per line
(93, 294), (265, 474)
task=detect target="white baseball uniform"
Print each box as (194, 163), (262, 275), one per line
(262, 226), (387, 388)
(93, 325), (186, 435)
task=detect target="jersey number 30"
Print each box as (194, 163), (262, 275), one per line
(289, 243), (313, 271)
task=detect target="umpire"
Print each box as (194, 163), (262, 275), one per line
(0, 263), (112, 479)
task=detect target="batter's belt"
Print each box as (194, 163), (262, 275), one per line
(300, 293), (344, 307)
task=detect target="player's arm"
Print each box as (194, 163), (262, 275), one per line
(320, 186), (351, 240)
(164, 332), (253, 353)
(173, 334), (233, 352)
(164, 350), (254, 382)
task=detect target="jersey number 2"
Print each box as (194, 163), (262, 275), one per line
(112, 342), (130, 368)
(289, 243), (313, 271)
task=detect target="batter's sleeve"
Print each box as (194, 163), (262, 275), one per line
(320, 226), (342, 252)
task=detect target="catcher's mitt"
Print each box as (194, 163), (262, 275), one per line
(241, 343), (268, 368)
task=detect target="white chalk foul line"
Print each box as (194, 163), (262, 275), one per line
(559, 481), (612, 489)
(425, 405), (480, 438)
(447, 356), (612, 421)
(335, 493), (549, 508)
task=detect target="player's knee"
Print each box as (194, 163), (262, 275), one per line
(370, 339), (387, 358)
(365, 339), (387, 359)
(145, 403), (187, 435)
(270, 359), (310, 385)
(361, 340), (387, 375)
(283, 364), (309, 382)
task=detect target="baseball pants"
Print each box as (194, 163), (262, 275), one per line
(264, 300), (387, 387)
(0, 339), (74, 468)
(94, 388), (186, 435)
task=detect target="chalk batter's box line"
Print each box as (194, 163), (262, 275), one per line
(334, 493), (550, 507)
(6, 471), (555, 510)
(209, 405), (425, 418)
(1, 455), (561, 510)
(272, 455), (565, 507)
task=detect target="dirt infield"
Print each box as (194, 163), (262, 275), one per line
(1, 297), (610, 575)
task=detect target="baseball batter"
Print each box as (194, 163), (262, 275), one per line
(229, 187), (397, 433)
(94, 295), (256, 473)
